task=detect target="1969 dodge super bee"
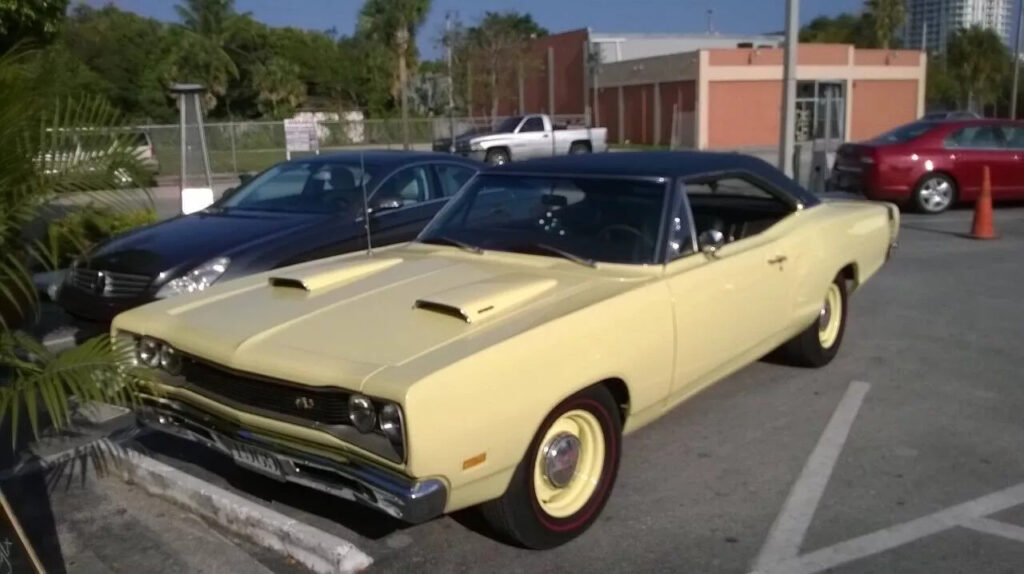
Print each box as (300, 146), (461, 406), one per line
(112, 152), (899, 548)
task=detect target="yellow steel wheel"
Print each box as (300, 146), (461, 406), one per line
(532, 409), (606, 518)
(818, 282), (843, 349)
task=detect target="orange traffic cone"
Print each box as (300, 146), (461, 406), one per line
(969, 165), (997, 240)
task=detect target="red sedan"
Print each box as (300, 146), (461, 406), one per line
(829, 119), (1024, 214)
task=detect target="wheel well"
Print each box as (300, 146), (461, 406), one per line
(596, 378), (630, 423)
(839, 262), (859, 292)
(486, 146), (510, 158)
(570, 140), (592, 151)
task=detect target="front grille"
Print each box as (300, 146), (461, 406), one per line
(70, 267), (152, 298)
(180, 358), (351, 425)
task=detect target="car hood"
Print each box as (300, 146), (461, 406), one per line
(113, 245), (648, 393)
(86, 209), (331, 276)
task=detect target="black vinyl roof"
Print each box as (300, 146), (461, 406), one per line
(292, 150), (482, 168)
(488, 151), (820, 206)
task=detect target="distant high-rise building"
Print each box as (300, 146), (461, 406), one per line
(905, 0), (1013, 53)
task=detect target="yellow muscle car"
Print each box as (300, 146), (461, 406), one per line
(112, 152), (899, 548)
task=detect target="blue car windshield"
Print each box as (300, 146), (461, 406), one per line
(418, 174), (667, 265)
(220, 161), (380, 214)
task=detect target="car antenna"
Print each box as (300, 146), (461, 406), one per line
(360, 148), (373, 257)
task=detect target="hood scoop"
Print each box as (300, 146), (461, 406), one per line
(269, 257), (402, 292)
(414, 276), (558, 324)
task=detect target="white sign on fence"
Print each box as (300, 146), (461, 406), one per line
(283, 118), (319, 159)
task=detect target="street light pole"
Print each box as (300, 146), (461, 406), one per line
(445, 12), (456, 151)
(1011, 0), (1023, 119)
(778, 0), (799, 178)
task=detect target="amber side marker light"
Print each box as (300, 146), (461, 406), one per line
(463, 452), (487, 470)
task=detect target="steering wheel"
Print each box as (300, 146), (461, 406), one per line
(598, 224), (655, 249)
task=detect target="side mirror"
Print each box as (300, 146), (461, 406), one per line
(368, 197), (402, 215)
(697, 229), (726, 257)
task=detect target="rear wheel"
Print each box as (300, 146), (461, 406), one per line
(777, 273), (848, 367)
(480, 385), (622, 549)
(912, 173), (956, 214)
(485, 148), (510, 165)
(569, 142), (591, 155)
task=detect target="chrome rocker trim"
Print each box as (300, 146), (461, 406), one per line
(136, 396), (447, 524)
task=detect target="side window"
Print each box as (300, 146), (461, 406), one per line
(520, 117), (545, 133)
(434, 164), (476, 197)
(247, 165), (312, 202)
(944, 126), (1005, 149)
(683, 175), (792, 249)
(374, 166), (434, 206)
(999, 125), (1024, 149)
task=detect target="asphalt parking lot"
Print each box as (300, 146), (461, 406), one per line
(103, 205), (1024, 573)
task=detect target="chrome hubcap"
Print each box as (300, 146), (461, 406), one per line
(819, 298), (832, 331)
(919, 178), (953, 211)
(542, 432), (581, 488)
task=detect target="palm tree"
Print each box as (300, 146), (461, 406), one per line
(253, 57), (306, 119)
(358, 0), (432, 148)
(169, 0), (246, 112)
(948, 26), (1009, 112)
(866, 0), (905, 50)
(0, 49), (155, 444)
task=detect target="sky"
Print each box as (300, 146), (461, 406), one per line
(93, 0), (866, 59)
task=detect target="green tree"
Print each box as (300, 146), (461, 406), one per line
(61, 4), (178, 122)
(0, 49), (155, 442)
(947, 26), (1009, 111)
(253, 56), (306, 118)
(800, 13), (877, 47)
(168, 0), (247, 113)
(865, 0), (905, 50)
(460, 11), (547, 120)
(0, 0), (69, 54)
(357, 0), (432, 115)
(925, 55), (960, 111)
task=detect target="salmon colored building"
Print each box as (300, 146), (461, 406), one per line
(593, 43), (927, 150)
(483, 30), (928, 151)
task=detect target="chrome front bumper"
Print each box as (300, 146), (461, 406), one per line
(136, 397), (447, 524)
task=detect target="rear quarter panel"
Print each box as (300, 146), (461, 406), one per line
(376, 279), (676, 512)
(790, 200), (897, 325)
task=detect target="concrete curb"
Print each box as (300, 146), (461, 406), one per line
(18, 437), (373, 573)
(107, 442), (374, 574)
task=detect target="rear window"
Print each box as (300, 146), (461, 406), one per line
(871, 122), (938, 144)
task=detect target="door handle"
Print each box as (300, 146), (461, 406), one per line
(543, 134), (550, 138)
(767, 255), (788, 265)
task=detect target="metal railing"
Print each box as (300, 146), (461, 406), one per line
(139, 115), (588, 177)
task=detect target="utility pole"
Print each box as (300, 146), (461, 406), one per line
(921, 21), (927, 51)
(1012, 0), (1023, 119)
(445, 11), (456, 151)
(399, 28), (410, 150)
(778, 0), (798, 178)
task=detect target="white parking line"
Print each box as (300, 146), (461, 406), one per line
(964, 517), (1024, 544)
(751, 381), (871, 570)
(751, 482), (1024, 574)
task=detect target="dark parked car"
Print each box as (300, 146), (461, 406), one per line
(58, 151), (483, 322)
(829, 119), (1024, 214)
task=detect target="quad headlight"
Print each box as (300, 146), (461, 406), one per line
(378, 403), (403, 445)
(134, 336), (183, 375)
(349, 394), (405, 451)
(155, 257), (230, 298)
(348, 394), (377, 433)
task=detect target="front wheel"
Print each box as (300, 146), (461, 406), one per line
(777, 273), (848, 368)
(485, 148), (510, 165)
(480, 385), (622, 549)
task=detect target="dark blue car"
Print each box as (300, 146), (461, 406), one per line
(58, 151), (483, 323)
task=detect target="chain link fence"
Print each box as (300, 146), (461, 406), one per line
(141, 115), (587, 178)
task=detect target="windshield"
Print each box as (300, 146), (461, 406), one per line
(418, 174), (667, 265)
(494, 116), (524, 133)
(871, 121), (937, 144)
(219, 160), (380, 214)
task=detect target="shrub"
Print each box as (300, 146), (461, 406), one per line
(45, 205), (157, 267)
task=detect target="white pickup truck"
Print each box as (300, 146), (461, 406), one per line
(434, 114), (608, 165)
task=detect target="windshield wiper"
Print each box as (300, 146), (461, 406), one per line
(419, 235), (484, 254)
(528, 243), (597, 268)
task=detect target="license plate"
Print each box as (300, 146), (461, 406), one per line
(226, 440), (284, 479)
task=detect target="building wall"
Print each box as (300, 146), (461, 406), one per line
(707, 81), (782, 149)
(595, 87), (620, 142)
(850, 80), (920, 141)
(622, 84), (656, 144)
(658, 81), (696, 146)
